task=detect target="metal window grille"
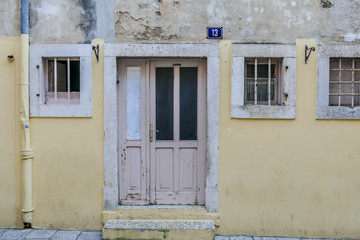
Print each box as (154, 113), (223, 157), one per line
(244, 58), (281, 106)
(45, 57), (80, 104)
(329, 58), (360, 107)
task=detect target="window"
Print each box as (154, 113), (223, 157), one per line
(30, 44), (92, 117)
(245, 58), (281, 106)
(329, 58), (360, 107)
(231, 44), (296, 119)
(45, 57), (80, 105)
(317, 44), (360, 119)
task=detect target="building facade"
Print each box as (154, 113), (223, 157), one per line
(1, 0), (360, 239)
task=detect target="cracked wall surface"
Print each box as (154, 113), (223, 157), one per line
(1, 0), (360, 44)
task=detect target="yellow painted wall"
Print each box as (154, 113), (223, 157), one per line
(218, 40), (360, 238)
(0, 36), (22, 228)
(30, 40), (104, 230)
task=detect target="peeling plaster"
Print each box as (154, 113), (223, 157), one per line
(344, 33), (360, 42)
(0, 0), (359, 44)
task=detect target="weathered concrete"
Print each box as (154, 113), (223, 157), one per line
(29, 0), (94, 43)
(0, 1), (20, 36)
(16, 0), (360, 44)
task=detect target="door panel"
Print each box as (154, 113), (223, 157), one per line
(156, 148), (174, 191)
(119, 59), (205, 206)
(150, 60), (205, 205)
(119, 60), (148, 205)
(179, 148), (197, 190)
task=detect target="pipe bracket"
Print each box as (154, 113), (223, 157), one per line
(21, 208), (34, 213)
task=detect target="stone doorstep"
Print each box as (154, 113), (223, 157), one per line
(103, 207), (220, 224)
(102, 219), (215, 240)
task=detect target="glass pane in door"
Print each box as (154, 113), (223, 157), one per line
(156, 68), (174, 140)
(126, 66), (141, 140)
(180, 67), (197, 140)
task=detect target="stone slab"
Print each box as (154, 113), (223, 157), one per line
(77, 231), (102, 240)
(0, 229), (7, 237)
(25, 230), (56, 239)
(0, 229), (32, 240)
(103, 229), (214, 240)
(104, 220), (215, 230)
(215, 237), (360, 240)
(50, 230), (81, 240)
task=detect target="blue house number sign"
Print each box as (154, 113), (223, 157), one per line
(207, 27), (223, 39)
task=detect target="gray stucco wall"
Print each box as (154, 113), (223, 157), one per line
(1, 0), (360, 43)
(0, 1), (20, 36)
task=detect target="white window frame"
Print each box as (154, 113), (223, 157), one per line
(317, 44), (360, 119)
(30, 44), (92, 117)
(231, 44), (296, 119)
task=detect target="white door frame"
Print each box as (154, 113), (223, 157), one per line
(103, 43), (220, 212)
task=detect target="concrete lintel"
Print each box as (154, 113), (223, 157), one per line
(232, 44), (296, 58)
(318, 43), (360, 58)
(105, 43), (219, 57)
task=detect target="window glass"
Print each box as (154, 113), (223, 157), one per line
(329, 58), (360, 107)
(156, 68), (174, 140)
(45, 58), (80, 104)
(126, 66), (141, 140)
(245, 58), (279, 105)
(180, 67), (198, 140)
(70, 61), (80, 92)
(57, 60), (67, 92)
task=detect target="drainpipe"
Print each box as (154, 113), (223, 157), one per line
(20, 0), (33, 228)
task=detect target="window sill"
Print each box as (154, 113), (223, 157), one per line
(231, 105), (295, 119)
(30, 104), (92, 118)
(316, 106), (360, 119)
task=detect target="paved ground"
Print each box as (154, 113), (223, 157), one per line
(0, 228), (101, 240)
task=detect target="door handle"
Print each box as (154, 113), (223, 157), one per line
(149, 124), (159, 142)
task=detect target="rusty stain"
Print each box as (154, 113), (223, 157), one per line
(284, 92), (289, 105)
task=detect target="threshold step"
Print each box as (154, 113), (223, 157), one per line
(102, 219), (215, 240)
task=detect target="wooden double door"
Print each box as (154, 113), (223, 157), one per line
(118, 59), (206, 205)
